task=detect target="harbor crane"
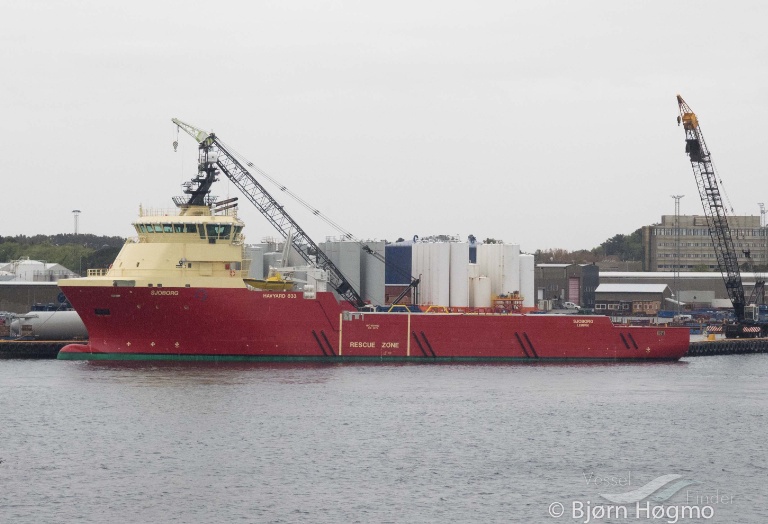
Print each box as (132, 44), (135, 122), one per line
(676, 95), (766, 337)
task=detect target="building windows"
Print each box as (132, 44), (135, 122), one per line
(649, 217), (767, 273)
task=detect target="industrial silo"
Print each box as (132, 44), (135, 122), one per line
(519, 253), (535, 307)
(361, 241), (385, 305)
(449, 242), (469, 307)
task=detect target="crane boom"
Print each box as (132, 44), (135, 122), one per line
(676, 95), (751, 325)
(172, 118), (366, 309)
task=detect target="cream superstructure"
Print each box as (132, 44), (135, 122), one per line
(58, 205), (248, 290)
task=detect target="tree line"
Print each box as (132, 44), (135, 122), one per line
(0, 229), (646, 273)
(0, 234), (124, 275)
(9, 227), (758, 274)
(534, 228), (644, 265)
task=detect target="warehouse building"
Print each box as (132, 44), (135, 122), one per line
(594, 283), (672, 316)
(535, 263), (599, 309)
(0, 258), (78, 313)
(0, 258), (78, 282)
(598, 271), (764, 309)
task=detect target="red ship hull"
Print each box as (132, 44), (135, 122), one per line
(57, 286), (690, 362)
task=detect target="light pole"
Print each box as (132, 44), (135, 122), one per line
(671, 195), (684, 315)
(72, 210), (81, 235)
(759, 203), (766, 271)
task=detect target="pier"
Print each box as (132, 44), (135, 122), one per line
(0, 340), (70, 359)
(686, 338), (768, 357)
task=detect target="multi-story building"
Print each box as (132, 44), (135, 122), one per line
(643, 215), (768, 272)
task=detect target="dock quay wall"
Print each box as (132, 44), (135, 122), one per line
(687, 338), (768, 356)
(0, 340), (69, 359)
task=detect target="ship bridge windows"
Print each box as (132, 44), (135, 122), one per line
(136, 224), (163, 234)
(135, 222), (232, 239)
(206, 224), (232, 240)
(135, 223), (207, 235)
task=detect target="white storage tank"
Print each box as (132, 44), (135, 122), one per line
(473, 276), (492, 308)
(476, 243), (493, 285)
(449, 243), (469, 307)
(361, 241), (385, 305)
(412, 242), (450, 306)
(11, 310), (87, 340)
(431, 243), (450, 307)
(320, 241), (361, 298)
(413, 242), (431, 304)
(468, 263), (479, 307)
(477, 243), (521, 296)
(506, 244), (521, 295)
(519, 253), (535, 308)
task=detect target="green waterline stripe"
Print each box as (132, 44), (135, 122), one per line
(57, 352), (681, 363)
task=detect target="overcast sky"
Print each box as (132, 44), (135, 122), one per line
(3, 1), (767, 252)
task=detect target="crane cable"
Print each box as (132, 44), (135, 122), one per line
(697, 127), (735, 214)
(219, 139), (374, 249)
(710, 161), (735, 215)
(216, 139), (418, 284)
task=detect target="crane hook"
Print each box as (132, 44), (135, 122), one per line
(172, 125), (180, 152)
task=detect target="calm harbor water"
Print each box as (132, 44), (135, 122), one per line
(1, 356), (767, 523)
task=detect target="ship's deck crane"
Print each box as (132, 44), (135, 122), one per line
(676, 95), (765, 337)
(173, 118), (367, 309)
